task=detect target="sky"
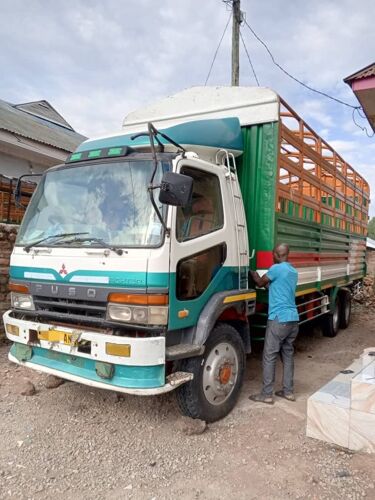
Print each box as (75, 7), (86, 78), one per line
(0, 0), (374, 216)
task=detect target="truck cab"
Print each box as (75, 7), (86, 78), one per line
(4, 116), (254, 422)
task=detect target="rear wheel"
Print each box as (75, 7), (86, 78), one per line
(175, 323), (245, 422)
(339, 290), (352, 329)
(321, 297), (340, 337)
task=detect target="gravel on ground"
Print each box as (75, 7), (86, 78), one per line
(0, 303), (374, 500)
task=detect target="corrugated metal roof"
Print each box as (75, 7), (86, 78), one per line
(15, 100), (74, 130)
(344, 63), (375, 83)
(367, 237), (375, 250)
(0, 99), (86, 152)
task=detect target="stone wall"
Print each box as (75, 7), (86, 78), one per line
(0, 223), (18, 334)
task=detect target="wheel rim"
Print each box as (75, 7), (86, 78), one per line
(344, 299), (351, 323)
(333, 303), (340, 331)
(202, 342), (239, 406)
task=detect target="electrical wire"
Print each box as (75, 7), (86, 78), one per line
(204, 12), (232, 86)
(352, 108), (375, 138)
(222, 0), (233, 10)
(357, 107), (368, 120)
(239, 28), (259, 86)
(224, 1), (373, 137)
(243, 19), (360, 110)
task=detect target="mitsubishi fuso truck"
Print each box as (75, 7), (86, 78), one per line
(3, 87), (369, 422)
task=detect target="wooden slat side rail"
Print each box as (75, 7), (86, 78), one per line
(277, 99), (369, 236)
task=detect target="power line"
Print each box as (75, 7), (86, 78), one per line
(352, 108), (375, 138)
(222, 1), (373, 137)
(242, 18), (360, 110)
(204, 12), (232, 86)
(239, 28), (259, 86)
(222, 0), (233, 10)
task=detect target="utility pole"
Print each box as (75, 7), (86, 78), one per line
(231, 0), (241, 86)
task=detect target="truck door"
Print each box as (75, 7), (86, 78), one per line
(168, 162), (234, 331)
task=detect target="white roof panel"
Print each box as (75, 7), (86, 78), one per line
(122, 86), (280, 134)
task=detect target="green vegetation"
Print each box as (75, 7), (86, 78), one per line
(368, 217), (375, 239)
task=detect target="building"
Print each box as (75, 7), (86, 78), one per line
(344, 63), (375, 133)
(0, 98), (86, 223)
(0, 99), (85, 177)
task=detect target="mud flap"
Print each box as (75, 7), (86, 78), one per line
(95, 361), (114, 380)
(11, 343), (33, 362)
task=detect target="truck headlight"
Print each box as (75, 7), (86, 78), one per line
(107, 304), (132, 322)
(11, 292), (35, 310)
(106, 293), (169, 326)
(107, 304), (168, 325)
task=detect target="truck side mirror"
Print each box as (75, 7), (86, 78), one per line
(159, 172), (193, 207)
(14, 173), (42, 208)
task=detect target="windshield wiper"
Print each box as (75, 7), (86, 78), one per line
(62, 237), (124, 256)
(23, 232), (89, 253)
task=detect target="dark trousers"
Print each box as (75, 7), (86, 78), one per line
(262, 319), (299, 396)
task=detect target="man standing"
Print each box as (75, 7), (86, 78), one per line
(249, 244), (299, 404)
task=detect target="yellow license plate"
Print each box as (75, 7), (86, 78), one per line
(38, 330), (79, 346)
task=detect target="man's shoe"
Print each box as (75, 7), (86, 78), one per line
(275, 390), (295, 402)
(249, 393), (274, 405)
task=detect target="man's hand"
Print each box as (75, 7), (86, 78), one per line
(250, 270), (270, 288)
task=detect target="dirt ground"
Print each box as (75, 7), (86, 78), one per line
(1, 304), (375, 500)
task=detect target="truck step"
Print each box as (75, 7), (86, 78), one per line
(166, 344), (204, 361)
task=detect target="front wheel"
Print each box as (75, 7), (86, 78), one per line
(175, 323), (246, 422)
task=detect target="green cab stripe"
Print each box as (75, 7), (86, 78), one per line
(168, 265), (241, 330)
(10, 266), (168, 289)
(76, 118), (243, 154)
(10, 265), (242, 331)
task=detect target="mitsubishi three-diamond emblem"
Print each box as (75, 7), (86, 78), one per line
(59, 263), (68, 275)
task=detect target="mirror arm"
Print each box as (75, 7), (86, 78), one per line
(14, 173), (42, 209)
(147, 122), (169, 235)
(130, 131), (164, 151)
(148, 185), (169, 236)
(156, 130), (186, 156)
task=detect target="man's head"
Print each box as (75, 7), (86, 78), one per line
(273, 243), (289, 264)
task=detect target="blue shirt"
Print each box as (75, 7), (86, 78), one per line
(266, 262), (299, 322)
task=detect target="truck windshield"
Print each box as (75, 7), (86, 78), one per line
(16, 159), (168, 248)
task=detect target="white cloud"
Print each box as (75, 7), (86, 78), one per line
(297, 99), (334, 128)
(0, 0), (374, 215)
(328, 140), (359, 154)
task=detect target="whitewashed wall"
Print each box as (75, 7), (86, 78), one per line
(0, 151), (47, 179)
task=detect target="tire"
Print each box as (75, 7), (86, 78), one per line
(321, 297), (340, 337)
(175, 323), (246, 423)
(339, 290), (352, 329)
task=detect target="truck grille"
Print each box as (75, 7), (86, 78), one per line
(33, 296), (107, 321)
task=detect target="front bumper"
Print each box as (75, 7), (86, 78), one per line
(3, 310), (192, 394)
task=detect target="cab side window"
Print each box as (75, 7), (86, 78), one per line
(176, 167), (223, 242)
(177, 243), (227, 300)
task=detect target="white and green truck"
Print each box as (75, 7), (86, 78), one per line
(3, 87), (369, 421)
